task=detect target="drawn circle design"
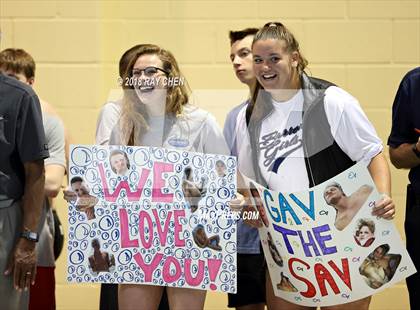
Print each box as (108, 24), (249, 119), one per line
(219, 271), (231, 283)
(208, 182), (217, 195)
(167, 151), (180, 163)
(206, 196), (215, 208)
(177, 279), (186, 286)
(214, 202), (225, 211)
(123, 271), (134, 282)
(133, 149), (149, 166)
(203, 249), (212, 258)
(221, 284), (229, 292)
(71, 147), (93, 167)
(143, 188), (151, 197)
(223, 231), (232, 240)
(76, 266), (86, 276)
(168, 176), (180, 189)
(111, 229), (120, 241)
(68, 266), (76, 274)
(109, 178), (117, 188)
(154, 269), (162, 278)
(224, 254), (234, 264)
(85, 168), (98, 183)
(189, 215), (199, 228)
(74, 223), (91, 241)
(183, 230), (190, 239)
(69, 250), (84, 265)
(175, 190), (183, 202)
(174, 248), (186, 259)
(129, 171), (139, 184)
(225, 241), (236, 254)
(142, 199), (151, 210)
(99, 215), (114, 231)
(217, 187), (230, 199)
(190, 248), (200, 260)
(96, 149), (107, 161)
(226, 157), (235, 168)
(217, 217), (233, 230)
(69, 167), (80, 175)
(130, 225), (139, 236)
(192, 155), (204, 168)
(218, 178), (227, 187)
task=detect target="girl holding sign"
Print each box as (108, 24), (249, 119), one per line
(234, 22), (396, 309)
(110, 45), (228, 310)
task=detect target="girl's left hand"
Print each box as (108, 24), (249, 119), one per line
(372, 194), (395, 220)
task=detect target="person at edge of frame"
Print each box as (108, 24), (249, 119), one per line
(0, 48), (66, 310)
(388, 67), (420, 310)
(0, 26), (49, 310)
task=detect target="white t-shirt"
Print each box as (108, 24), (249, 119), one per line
(259, 89), (308, 192)
(95, 101), (122, 145)
(109, 104), (229, 155)
(238, 86), (383, 193)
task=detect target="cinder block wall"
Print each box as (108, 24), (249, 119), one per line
(1, 1), (419, 309)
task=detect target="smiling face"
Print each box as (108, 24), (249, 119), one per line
(323, 185), (344, 206)
(132, 54), (167, 106)
(230, 35), (255, 86)
(252, 39), (298, 92)
(110, 153), (128, 175)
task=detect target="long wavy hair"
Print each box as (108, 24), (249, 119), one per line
(119, 44), (190, 145)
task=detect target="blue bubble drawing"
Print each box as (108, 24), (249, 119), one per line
(71, 147), (93, 167)
(69, 250), (85, 265)
(74, 223), (91, 241)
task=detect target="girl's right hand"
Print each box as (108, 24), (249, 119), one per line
(229, 192), (263, 228)
(242, 204), (264, 228)
(63, 187), (77, 202)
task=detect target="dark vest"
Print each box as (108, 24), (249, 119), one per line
(246, 73), (355, 188)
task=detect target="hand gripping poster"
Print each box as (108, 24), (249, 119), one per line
(66, 145), (237, 293)
(247, 162), (415, 307)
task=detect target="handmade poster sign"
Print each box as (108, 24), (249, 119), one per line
(67, 145), (237, 293)
(247, 162), (416, 306)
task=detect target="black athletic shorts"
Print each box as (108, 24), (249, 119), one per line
(227, 253), (266, 308)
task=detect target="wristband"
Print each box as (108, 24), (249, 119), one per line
(21, 230), (39, 242)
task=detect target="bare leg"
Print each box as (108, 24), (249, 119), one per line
(322, 297), (371, 310)
(167, 287), (206, 310)
(119, 284), (164, 310)
(266, 270), (315, 310)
